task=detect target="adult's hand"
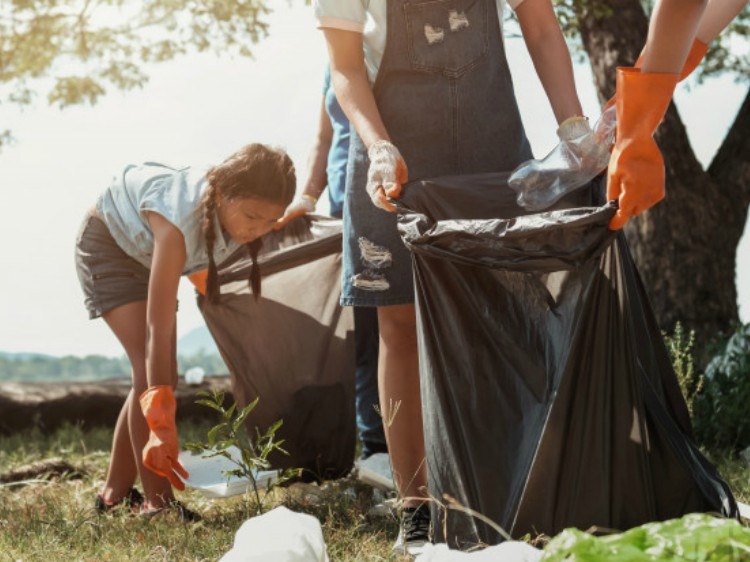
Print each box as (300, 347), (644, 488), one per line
(366, 140), (408, 212)
(275, 195), (316, 230)
(607, 68), (678, 230)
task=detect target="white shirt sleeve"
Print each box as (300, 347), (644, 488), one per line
(508, 0), (525, 9)
(314, 0), (368, 33)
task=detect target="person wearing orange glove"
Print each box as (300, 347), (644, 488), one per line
(139, 386), (190, 491)
(509, 0), (744, 213)
(75, 144), (295, 519)
(607, 0), (747, 230)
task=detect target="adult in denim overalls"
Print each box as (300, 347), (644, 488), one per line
(318, 0), (586, 550)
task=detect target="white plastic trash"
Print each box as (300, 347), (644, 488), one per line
(220, 506), (329, 562)
(356, 452), (395, 491)
(178, 446), (278, 498)
(741, 445), (750, 467)
(418, 541), (542, 561)
(184, 366), (206, 385)
(739, 501), (750, 522)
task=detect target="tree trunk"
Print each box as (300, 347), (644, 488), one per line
(573, 0), (750, 357)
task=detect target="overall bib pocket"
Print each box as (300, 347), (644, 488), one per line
(403, 0), (489, 78)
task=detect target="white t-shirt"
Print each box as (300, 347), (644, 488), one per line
(314, 0), (525, 83)
(96, 163), (240, 275)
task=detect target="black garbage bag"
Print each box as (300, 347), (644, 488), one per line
(196, 216), (355, 481)
(395, 174), (738, 548)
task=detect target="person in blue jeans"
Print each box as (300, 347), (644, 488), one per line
(280, 65), (388, 460)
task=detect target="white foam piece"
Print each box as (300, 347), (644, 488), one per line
(178, 446), (278, 499)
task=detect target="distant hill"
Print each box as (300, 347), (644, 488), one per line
(0, 327), (220, 361)
(0, 351), (56, 361)
(0, 325), (227, 381)
(178, 325), (220, 357)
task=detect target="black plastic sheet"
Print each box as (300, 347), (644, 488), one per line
(395, 174), (738, 548)
(197, 217), (355, 481)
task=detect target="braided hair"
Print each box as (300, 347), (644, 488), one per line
(200, 144), (296, 303)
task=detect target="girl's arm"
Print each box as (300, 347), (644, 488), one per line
(516, 0), (583, 123)
(145, 211), (186, 388)
(323, 28), (407, 211)
(641, 0), (746, 73)
(641, 0), (707, 73)
(139, 210), (189, 489)
(696, 0), (748, 44)
(323, 28), (389, 148)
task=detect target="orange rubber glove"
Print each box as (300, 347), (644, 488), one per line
(603, 38), (708, 112)
(188, 270), (208, 296)
(140, 385), (189, 490)
(607, 68), (679, 230)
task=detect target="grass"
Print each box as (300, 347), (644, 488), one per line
(0, 421), (403, 561)
(1, 422), (748, 561)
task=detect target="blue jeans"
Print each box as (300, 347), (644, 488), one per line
(354, 306), (386, 457)
(332, 208), (386, 456)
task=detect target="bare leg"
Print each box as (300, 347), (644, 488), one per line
(377, 303), (427, 507)
(103, 301), (175, 508)
(99, 390), (138, 503)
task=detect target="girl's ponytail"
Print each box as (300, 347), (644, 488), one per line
(247, 238), (263, 301)
(201, 184), (221, 304)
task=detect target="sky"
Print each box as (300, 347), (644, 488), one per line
(0, 2), (748, 358)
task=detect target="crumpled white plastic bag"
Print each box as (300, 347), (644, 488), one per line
(417, 541), (543, 562)
(220, 506), (329, 562)
(508, 105), (616, 212)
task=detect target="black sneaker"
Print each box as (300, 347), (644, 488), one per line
(94, 487), (144, 514)
(140, 500), (202, 523)
(392, 504), (431, 556)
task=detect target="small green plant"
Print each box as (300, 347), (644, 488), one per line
(663, 322), (704, 418)
(186, 389), (299, 514)
(693, 323), (750, 453)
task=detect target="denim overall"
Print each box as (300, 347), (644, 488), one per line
(342, 0), (532, 307)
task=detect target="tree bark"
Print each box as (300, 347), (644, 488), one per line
(573, 0), (749, 357)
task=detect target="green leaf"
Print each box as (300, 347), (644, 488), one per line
(195, 399), (225, 413)
(207, 422), (228, 446)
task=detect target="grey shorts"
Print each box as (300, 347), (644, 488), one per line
(75, 214), (150, 319)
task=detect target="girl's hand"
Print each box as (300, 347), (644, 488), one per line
(140, 385), (188, 490)
(366, 140), (408, 212)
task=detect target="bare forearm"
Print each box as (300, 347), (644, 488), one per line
(323, 29), (391, 149)
(641, 0), (707, 73)
(146, 331), (175, 387)
(696, 0), (748, 43)
(145, 211), (184, 389)
(517, 0), (582, 123)
(524, 33), (582, 123)
(302, 135), (332, 200)
(329, 67), (390, 148)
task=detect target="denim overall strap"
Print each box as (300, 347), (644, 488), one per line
(342, 0), (532, 307)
